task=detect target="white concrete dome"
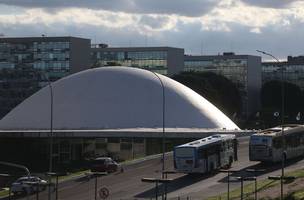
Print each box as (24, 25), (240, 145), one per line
(0, 67), (239, 130)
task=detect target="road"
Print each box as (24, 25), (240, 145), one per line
(12, 136), (304, 200)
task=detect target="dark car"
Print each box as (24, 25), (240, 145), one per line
(90, 157), (121, 173)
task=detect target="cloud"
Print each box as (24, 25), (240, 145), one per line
(0, 0), (304, 62)
(1, 11), (304, 61)
(0, 0), (221, 17)
(138, 15), (171, 29)
(240, 0), (300, 8)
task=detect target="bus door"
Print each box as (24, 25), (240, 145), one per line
(220, 141), (231, 167)
(198, 148), (208, 173)
(234, 139), (238, 161)
(206, 144), (220, 171)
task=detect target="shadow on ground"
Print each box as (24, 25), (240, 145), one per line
(134, 172), (218, 199)
(219, 156), (304, 183)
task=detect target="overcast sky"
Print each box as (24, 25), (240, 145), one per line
(0, 0), (303, 60)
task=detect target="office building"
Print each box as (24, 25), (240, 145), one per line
(262, 56), (304, 89)
(0, 36), (90, 80)
(91, 45), (184, 76)
(184, 52), (262, 118)
(0, 36), (91, 118)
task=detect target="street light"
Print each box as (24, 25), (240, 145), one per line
(41, 34), (55, 200)
(219, 170), (239, 200)
(142, 177), (173, 200)
(236, 176), (257, 200)
(246, 168), (265, 200)
(256, 50), (285, 200)
(151, 72), (166, 179)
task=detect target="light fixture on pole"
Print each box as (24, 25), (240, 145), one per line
(256, 50), (285, 200)
(152, 72), (166, 179)
(41, 34), (55, 200)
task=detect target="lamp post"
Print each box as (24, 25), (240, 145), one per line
(246, 168), (265, 200)
(46, 77), (54, 200)
(41, 34), (55, 200)
(142, 177), (173, 200)
(256, 50), (285, 200)
(151, 72), (166, 179)
(236, 176), (257, 200)
(219, 170), (239, 200)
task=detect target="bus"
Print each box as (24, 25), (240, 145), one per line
(173, 134), (238, 174)
(249, 124), (304, 162)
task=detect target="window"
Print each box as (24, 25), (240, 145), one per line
(108, 138), (120, 143)
(121, 143), (132, 150)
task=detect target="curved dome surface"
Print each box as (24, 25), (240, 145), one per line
(0, 67), (239, 130)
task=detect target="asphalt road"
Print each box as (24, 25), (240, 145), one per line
(13, 136), (304, 200)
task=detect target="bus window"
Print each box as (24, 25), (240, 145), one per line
(198, 148), (206, 159)
(175, 148), (194, 157)
(207, 144), (221, 156)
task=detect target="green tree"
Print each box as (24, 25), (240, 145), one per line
(0, 66), (44, 119)
(261, 80), (303, 125)
(172, 71), (242, 117)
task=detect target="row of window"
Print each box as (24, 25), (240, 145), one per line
(185, 59), (247, 68)
(34, 61), (70, 69)
(272, 132), (304, 148)
(34, 52), (70, 60)
(94, 51), (167, 60)
(197, 139), (235, 158)
(97, 60), (167, 69)
(33, 42), (70, 50)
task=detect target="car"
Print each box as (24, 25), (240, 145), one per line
(11, 176), (48, 194)
(90, 157), (122, 173)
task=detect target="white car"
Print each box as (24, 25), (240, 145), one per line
(11, 176), (48, 194)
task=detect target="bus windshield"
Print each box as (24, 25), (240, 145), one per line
(250, 136), (272, 146)
(175, 147), (194, 157)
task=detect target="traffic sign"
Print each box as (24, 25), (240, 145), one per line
(98, 187), (109, 199)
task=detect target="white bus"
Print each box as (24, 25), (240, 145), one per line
(249, 124), (304, 162)
(173, 134), (237, 174)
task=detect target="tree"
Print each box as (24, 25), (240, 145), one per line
(0, 66), (45, 119)
(261, 80), (303, 125)
(172, 71), (242, 117)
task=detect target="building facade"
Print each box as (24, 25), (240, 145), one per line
(0, 37), (91, 118)
(262, 56), (304, 89)
(91, 45), (184, 76)
(0, 36), (91, 81)
(184, 52), (262, 118)
(0, 129), (248, 170)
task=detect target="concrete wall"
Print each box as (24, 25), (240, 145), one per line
(167, 48), (184, 76)
(70, 37), (91, 74)
(247, 56), (262, 117)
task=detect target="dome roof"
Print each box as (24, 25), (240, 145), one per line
(0, 67), (239, 130)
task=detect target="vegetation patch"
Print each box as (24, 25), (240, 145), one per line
(0, 188), (9, 198)
(207, 168), (304, 200)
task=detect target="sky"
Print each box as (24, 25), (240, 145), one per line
(0, 0), (303, 60)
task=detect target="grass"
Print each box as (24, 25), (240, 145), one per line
(0, 188), (9, 198)
(207, 179), (277, 200)
(55, 169), (90, 182)
(292, 189), (304, 200)
(207, 168), (304, 200)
